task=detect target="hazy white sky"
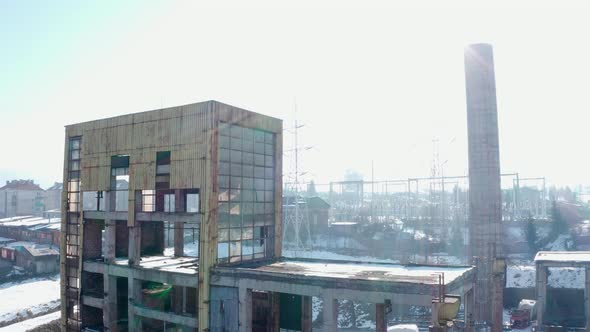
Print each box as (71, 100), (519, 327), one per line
(1, 1), (590, 189)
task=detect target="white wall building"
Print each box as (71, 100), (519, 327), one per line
(0, 180), (45, 218)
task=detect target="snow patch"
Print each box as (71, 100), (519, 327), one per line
(544, 234), (572, 251)
(388, 324), (420, 332)
(507, 263), (585, 289)
(0, 275), (60, 326)
(283, 249), (400, 264)
(0, 311), (60, 332)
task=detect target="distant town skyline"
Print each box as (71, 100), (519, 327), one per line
(2, 1), (590, 189)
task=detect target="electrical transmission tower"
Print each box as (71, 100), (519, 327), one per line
(282, 104), (313, 252)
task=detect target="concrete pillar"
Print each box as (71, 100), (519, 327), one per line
(464, 288), (475, 332)
(465, 43), (503, 329)
(104, 275), (118, 331)
(376, 303), (386, 332)
(536, 264), (547, 328)
(174, 222), (184, 257)
(322, 296), (338, 332)
(182, 286), (187, 313)
(302, 296), (312, 332)
(271, 292), (280, 332)
(585, 268), (590, 332)
(104, 219), (116, 263)
(128, 225), (141, 266)
(173, 286), (183, 314)
(128, 276), (142, 332)
(239, 287), (252, 332)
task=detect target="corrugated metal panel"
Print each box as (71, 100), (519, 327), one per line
(72, 102), (220, 191)
(215, 101), (282, 134)
(210, 286), (239, 332)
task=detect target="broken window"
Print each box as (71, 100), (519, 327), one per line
(111, 155), (130, 212)
(82, 191), (105, 211)
(156, 151), (171, 175)
(217, 123), (275, 264)
(162, 221), (199, 257)
(186, 190), (200, 213)
(164, 194), (175, 213)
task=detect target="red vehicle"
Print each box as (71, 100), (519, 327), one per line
(511, 309), (531, 329)
(511, 299), (536, 329)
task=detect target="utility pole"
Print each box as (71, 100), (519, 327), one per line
(371, 160), (374, 223)
(282, 100), (312, 252)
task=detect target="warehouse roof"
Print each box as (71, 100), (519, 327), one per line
(535, 251), (590, 264)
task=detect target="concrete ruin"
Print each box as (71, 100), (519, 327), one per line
(535, 251), (590, 330)
(60, 100), (477, 331)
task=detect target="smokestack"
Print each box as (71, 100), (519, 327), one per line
(464, 43), (504, 331)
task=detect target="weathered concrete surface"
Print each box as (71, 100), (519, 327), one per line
(465, 43), (503, 330)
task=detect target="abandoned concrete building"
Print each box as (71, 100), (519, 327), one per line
(60, 100), (476, 331)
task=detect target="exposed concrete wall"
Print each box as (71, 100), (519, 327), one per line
(465, 43), (503, 328)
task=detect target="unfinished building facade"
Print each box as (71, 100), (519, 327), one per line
(61, 100), (476, 332)
(61, 101), (282, 331)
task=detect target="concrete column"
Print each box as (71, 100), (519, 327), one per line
(271, 292), (280, 332)
(173, 286), (183, 314)
(128, 276), (142, 332)
(302, 296), (312, 332)
(182, 286), (187, 313)
(376, 303), (386, 332)
(322, 296), (338, 332)
(464, 288), (475, 332)
(104, 275), (118, 331)
(174, 222), (184, 257)
(239, 287), (252, 332)
(536, 264), (547, 328)
(128, 225), (141, 266)
(104, 219), (116, 263)
(585, 268), (590, 332)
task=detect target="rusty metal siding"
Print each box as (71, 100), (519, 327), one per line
(69, 102), (216, 191)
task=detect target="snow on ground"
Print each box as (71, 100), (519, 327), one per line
(507, 265), (536, 288)
(506, 226), (525, 239)
(388, 324), (419, 332)
(544, 234), (572, 251)
(163, 241), (199, 257)
(312, 297), (321, 322)
(425, 254), (464, 265)
(283, 249), (400, 264)
(284, 261), (470, 283)
(0, 311), (60, 332)
(0, 274), (60, 326)
(283, 249), (466, 268)
(548, 267), (585, 289)
(507, 263), (585, 289)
